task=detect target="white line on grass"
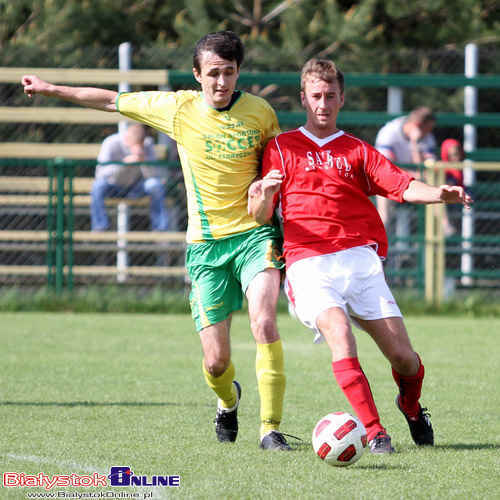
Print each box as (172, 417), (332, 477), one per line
(4, 453), (104, 473)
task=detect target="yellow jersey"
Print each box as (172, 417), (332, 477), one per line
(116, 90), (280, 243)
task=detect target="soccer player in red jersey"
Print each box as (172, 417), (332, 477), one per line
(248, 58), (472, 453)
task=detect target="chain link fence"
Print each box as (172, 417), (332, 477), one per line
(1, 44), (499, 303)
(2, 43), (499, 144)
(0, 158), (187, 295)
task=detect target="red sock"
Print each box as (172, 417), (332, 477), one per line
(392, 354), (425, 419)
(332, 357), (384, 441)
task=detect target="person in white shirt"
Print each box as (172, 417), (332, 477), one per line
(91, 123), (169, 231)
(374, 107), (437, 231)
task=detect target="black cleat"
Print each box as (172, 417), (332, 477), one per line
(214, 381), (241, 443)
(396, 395), (434, 446)
(369, 431), (395, 454)
(259, 431), (292, 451)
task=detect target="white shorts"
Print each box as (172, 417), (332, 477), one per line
(284, 246), (402, 342)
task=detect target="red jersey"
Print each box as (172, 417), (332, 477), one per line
(261, 127), (414, 268)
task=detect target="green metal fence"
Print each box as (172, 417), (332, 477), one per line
(0, 158), (186, 294)
(1, 158), (500, 302)
(1, 68), (500, 301)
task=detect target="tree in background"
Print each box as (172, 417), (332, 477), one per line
(1, 0), (499, 145)
(2, 0), (499, 67)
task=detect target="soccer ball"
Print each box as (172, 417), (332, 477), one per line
(312, 412), (367, 466)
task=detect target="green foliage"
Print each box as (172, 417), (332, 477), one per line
(2, 0), (499, 64)
(173, 0), (230, 49)
(1, 1), (499, 145)
(0, 0), (182, 47)
(0, 287), (191, 313)
(0, 286), (499, 316)
(394, 289), (500, 317)
(371, 0), (498, 48)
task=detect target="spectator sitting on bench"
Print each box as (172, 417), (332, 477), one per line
(374, 107), (437, 233)
(91, 123), (169, 231)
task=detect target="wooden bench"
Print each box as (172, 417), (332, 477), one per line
(0, 229), (187, 243)
(0, 265), (186, 277)
(0, 175), (151, 207)
(0, 174), (187, 281)
(0, 230), (187, 280)
(0, 228), (186, 262)
(0, 142), (168, 159)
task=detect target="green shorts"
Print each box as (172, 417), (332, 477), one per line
(186, 225), (284, 332)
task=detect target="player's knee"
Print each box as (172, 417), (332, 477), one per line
(317, 319), (350, 343)
(390, 349), (418, 375)
(250, 316), (278, 342)
(204, 356), (230, 377)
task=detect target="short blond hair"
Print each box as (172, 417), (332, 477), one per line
(300, 58), (344, 93)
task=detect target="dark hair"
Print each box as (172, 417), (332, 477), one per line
(193, 31), (244, 73)
(300, 58), (344, 94)
(408, 107), (436, 125)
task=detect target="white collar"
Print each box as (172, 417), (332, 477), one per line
(299, 126), (344, 147)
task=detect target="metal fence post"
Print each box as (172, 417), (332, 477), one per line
(435, 164), (446, 305)
(66, 160), (75, 291)
(55, 158), (65, 295)
(424, 167), (436, 305)
(117, 41), (132, 282)
(46, 159), (56, 290)
(461, 43), (478, 286)
(387, 87), (403, 115)
(116, 202), (129, 282)
(416, 164), (426, 292)
(424, 161), (446, 306)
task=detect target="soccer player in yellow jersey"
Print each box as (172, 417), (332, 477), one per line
(22, 31), (290, 450)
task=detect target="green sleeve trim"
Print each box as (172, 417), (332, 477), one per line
(115, 92), (125, 112)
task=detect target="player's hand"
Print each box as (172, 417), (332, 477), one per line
(21, 75), (50, 98)
(247, 170), (282, 220)
(249, 170), (283, 200)
(248, 179), (264, 199)
(260, 169), (283, 199)
(439, 185), (473, 208)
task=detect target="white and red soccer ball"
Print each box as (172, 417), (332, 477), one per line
(312, 411), (367, 466)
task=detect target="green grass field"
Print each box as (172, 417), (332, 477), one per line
(1, 312), (499, 499)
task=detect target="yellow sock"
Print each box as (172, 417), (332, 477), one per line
(256, 339), (286, 438)
(202, 360), (237, 409)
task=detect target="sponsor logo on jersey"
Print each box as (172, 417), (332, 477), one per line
(305, 151), (353, 178)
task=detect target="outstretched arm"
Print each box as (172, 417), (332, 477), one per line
(21, 75), (118, 112)
(403, 180), (473, 208)
(248, 169), (283, 224)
